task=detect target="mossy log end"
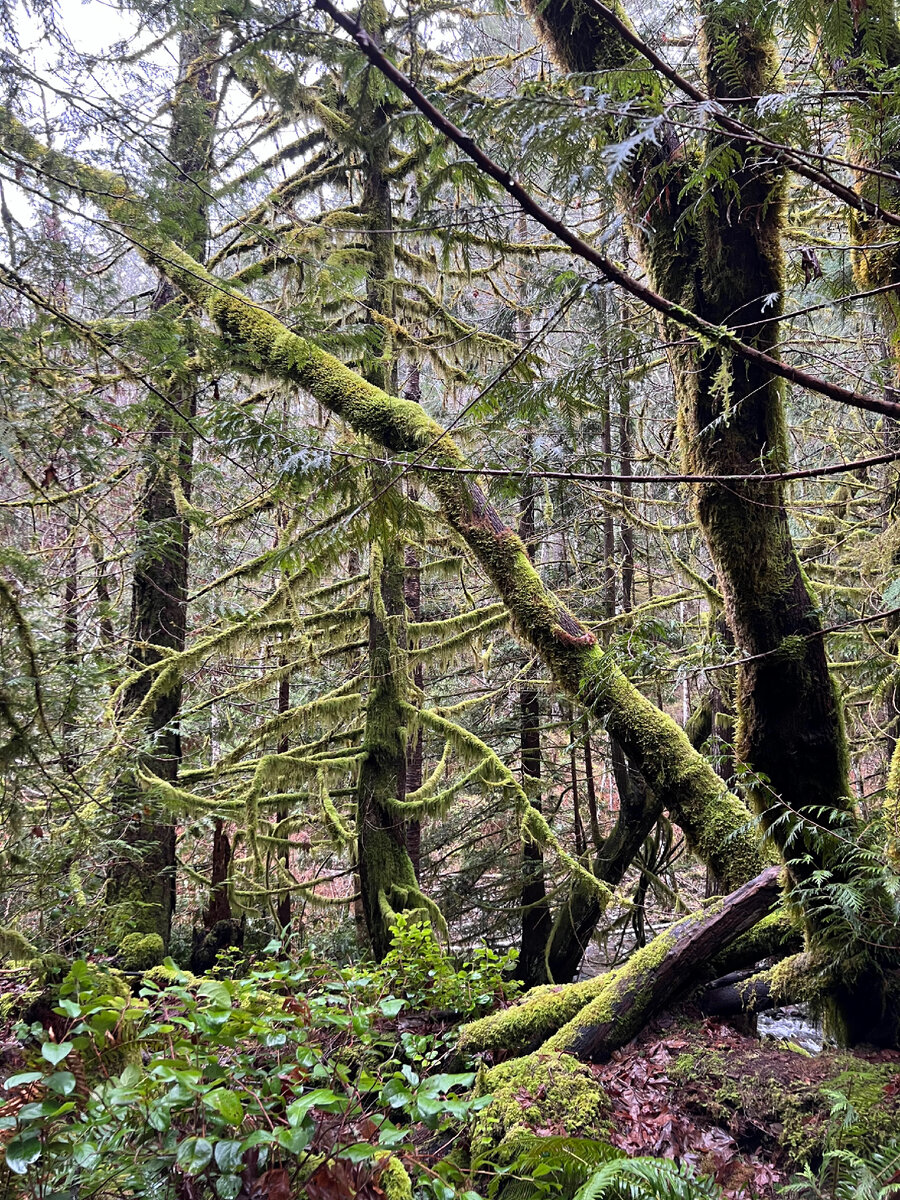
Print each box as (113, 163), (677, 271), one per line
(700, 952), (900, 1048)
(460, 865), (782, 1061)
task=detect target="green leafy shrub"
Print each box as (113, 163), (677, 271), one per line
(0, 954), (490, 1199)
(372, 914), (521, 1015)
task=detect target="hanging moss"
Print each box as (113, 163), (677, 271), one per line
(0, 111), (769, 906)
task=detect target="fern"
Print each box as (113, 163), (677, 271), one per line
(574, 1157), (724, 1200)
(485, 1136), (622, 1200)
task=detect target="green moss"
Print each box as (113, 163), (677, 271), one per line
(458, 974), (609, 1056)
(376, 1155), (413, 1200)
(668, 1029), (900, 1169)
(469, 1051), (609, 1165)
(543, 926), (678, 1056)
(0, 954), (70, 1024)
(673, 1052), (696, 1075)
(708, 909), (802, 976)
(142, 963), (201, 990)
(118, 932), (165, 971)
(0, 926), (38, 961)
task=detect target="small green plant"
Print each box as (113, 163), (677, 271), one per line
(374, 914), (520, 1015)
(779, 1091), (900, 1200)
(572, 1156), (725, 1200)
(483, 1138), (723, 1200)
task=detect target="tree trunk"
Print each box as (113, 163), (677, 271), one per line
(519, 0), (869, 1033)
(105, 28), (219, 954)
(516, 439), (554, 987)
(356, 540), (430, 959)
(403, 476), (424, 880)
(352, 54), (438, 956)
(544, 737), (663, 982)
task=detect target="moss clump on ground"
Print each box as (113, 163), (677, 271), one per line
(142, 963), (201, 990)
(376, 1155), (413, 1200)
(118, 932), (165, 971)
(468, 1051), (609, 1166)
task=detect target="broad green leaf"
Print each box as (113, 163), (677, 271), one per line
(73, 1142), (100, 1169)
(41, 1042), (73, 1066)
(206, 1088), (244, 1126)
(44, 1071), (76, 1096)
(176, 1136), (214, 1174)
(214, 1139), (244, 1173)
(4, 1071), (43, 1090)
(286, 1088), (346, 1123)
(4, 1133), (41, 1174)
(276, 1124), (313, 1154)
(198, 980), (232, 1009)
(340, 1144), (380, 1162)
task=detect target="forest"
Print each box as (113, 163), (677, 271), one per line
(4, 0), (900, 1194)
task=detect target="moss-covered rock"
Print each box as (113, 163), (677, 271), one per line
(469, 1051), (609, 1165)
(118, 932), (165, 971)
(0, 926), (39, 962)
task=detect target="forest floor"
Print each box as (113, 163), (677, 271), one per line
(588, 1008), (900, 1197)
(3, 957), (900, 1198)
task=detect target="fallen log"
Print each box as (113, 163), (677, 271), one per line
(699, 969), (776, 1017)
(458, 865), (783, 1059)
(543, 865), (782, 1062)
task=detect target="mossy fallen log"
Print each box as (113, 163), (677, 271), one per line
(460, 866), (782, 1061)
(545, 866), (782, 1062)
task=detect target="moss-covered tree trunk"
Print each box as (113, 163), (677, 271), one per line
(528, 0), (848, 868)
(678, 2), (850, 843)
(356, 539), (437, 959)
(519, 0), (889, 1038)
(818, 2), (900, 855)
(353, 35), (437, 956)
(105, 27), (219, 957)
(516, 468), (554, 987)
(403, 520), (424, 879)
(459, 864), (782, 1058)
